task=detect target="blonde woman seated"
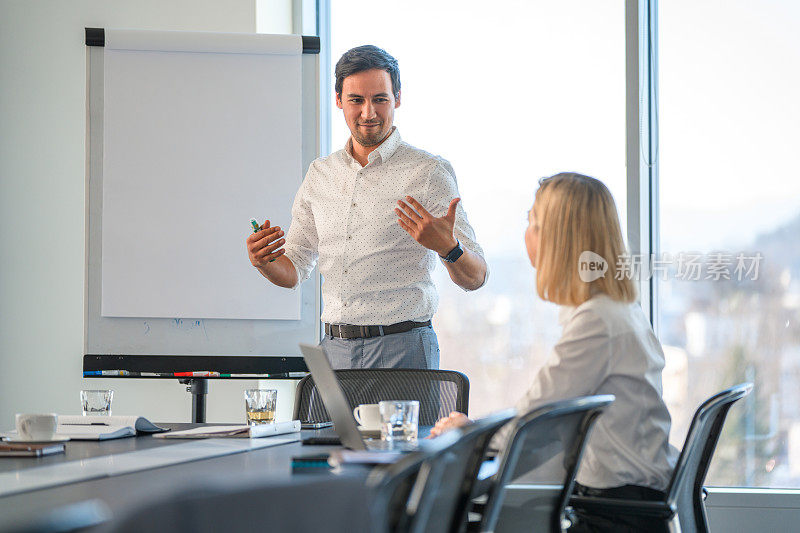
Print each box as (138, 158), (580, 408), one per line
(430, 173), (677, 532)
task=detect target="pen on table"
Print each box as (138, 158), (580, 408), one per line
(250, 217), (278, 262)
(174, 372), (220, 377)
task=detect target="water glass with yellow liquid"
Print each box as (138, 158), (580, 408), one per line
(244, 389), (277, 425)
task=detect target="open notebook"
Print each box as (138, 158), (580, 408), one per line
(153, 420), (301, 439)
(56, 415), (168, 440)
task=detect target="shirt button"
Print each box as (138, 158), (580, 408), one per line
(343, 303), (347, 307)
(343, 269), (348, 274)
(347, 235), (352, 240)
(352, 203), (356, 207)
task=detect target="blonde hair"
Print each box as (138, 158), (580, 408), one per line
(533, 172), (636, 306)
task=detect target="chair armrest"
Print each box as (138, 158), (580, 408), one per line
(569, 495), (675, 519)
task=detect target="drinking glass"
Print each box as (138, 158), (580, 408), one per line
(379, 400), (419, 442)
(244, 389), (277, 425)
(81, 389), (114, 416)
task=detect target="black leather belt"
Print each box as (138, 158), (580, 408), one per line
(324, 320), (431, 339)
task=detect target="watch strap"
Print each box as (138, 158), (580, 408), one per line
(440, 240), (464, 263)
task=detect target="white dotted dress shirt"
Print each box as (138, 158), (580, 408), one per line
(283, 128), (486, 326)
(493, 294), (678, 491)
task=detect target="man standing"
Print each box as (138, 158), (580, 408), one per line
(246, 45), (487, 369)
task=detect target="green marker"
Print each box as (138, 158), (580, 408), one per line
(251, 217), (279, 262)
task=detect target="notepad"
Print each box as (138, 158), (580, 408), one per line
(56, 415), (168, 440)
(154, 420), (301, 439)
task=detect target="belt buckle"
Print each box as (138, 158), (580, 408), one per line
(335, 324), (346, 340)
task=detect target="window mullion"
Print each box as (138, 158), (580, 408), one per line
(625, 0), (659, 332)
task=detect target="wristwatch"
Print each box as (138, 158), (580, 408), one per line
(440, 240), (464, 263)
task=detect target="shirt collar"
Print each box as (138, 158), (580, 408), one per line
(557, 293), (610, 326)
(344, 127), (402, 167)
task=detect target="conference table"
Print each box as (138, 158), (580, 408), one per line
(1, 425), (548, 533)
(0, 424), (366, 531)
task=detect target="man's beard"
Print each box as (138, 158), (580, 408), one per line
(352, 122), (387, 147)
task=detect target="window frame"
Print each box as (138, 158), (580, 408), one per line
(626, 0), (659, 331)
(628, 0), (800, 505)
(316, 0), (800, 504)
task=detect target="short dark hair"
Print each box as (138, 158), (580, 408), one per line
(334, 45), (401, 98)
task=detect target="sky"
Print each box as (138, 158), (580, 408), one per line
(659, 0), (800, 251)
(330, 0), (625, 261)
(329, 0), (800, 256)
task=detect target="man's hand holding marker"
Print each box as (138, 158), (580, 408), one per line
(247, 218), (285, 267)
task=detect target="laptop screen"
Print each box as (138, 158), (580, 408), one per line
(298, 343), (367, 451)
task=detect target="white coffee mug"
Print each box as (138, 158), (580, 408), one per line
(16, 413), (58, 441)
(353, 403), (381, 430)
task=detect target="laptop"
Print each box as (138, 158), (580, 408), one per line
(298, 343), (419, 451)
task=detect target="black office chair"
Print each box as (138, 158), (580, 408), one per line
(475, 395), (615, 533)
(406, 409), (518, 533)
(293, 369), (469, 426)
(367, 429), (463, 533)
(569, 382), (752, 533)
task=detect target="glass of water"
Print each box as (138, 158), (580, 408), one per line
(244, 389), (277, 425)
(81, 389), (114, 416)
(379, 400), (419, 442)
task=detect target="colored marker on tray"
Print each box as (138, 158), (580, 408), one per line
(83, 370), (137, 377)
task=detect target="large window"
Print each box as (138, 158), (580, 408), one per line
(328, 0), (800, 490)
(658, 1), (800, 487)
(330, 0), (625, 415)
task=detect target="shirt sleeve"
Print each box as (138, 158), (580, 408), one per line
(490, 307), (611, 449)
(282, 171), (319, 289)
(424, 158), (489, 288)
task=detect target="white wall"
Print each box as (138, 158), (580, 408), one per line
(257, 0), (293, 34)
(0, 0), (297, 427)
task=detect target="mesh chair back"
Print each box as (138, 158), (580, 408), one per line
(293, 369), (469, 426)
(480, 395), (615, 533)
(666, 382), (753, 533)
(367, 429), (463, 533)
(410, 409), (517, 533)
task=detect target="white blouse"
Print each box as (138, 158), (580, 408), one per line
(495, 294), (678, 490)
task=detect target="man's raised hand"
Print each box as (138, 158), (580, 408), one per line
(395, 196), (460, 256)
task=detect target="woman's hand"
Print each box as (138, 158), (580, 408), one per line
(428, 411), (472, 438)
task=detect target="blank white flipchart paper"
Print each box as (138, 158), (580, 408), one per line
(101, 33), (303, 320)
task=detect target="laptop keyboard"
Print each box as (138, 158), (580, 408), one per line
(302, 436), (341, 446)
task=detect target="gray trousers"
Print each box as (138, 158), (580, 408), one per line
(321, 325), (440, 369)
